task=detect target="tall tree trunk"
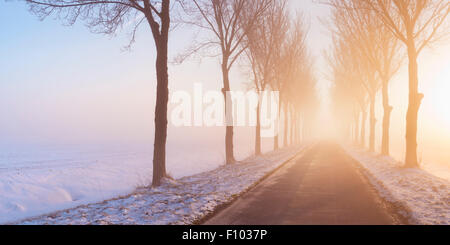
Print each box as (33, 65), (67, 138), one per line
(152, 39), (169, 187)
(222, 60), (235, 164)
(369, 94), (376, 152)
(297, 113), (301, 144)
(274, 100), (281, 151)
(302, 116), (308, 142)
(296, 112), (298, 143)
(289, 106), (297, 145)
(147, 0), (170, 187)
(354, 111), (360, 145)
(296, 115), (299, 144)
(255, 101), (262, 155)
(381, 79), (392, 156)
(299, 113), (303, 144)
(283, 102), (289, 147)
(347, 123), (352, 141)
(360, 107), (366, 147)
(404, 40), (422, 168)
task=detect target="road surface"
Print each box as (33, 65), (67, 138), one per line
(204, 143), (403, 225)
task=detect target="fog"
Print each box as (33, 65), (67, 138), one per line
(0, 0), (449, 181)
(374, 46), (450, 180)
(325, 43), (450, 180)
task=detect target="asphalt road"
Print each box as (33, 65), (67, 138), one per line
(204, 143), (402, 225)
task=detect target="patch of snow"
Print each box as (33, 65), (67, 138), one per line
(345, 147), (450, 225)
(14, 146), (304, 225)
(0, 137), (275, 224)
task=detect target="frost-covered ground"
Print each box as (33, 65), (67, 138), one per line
(0, 135), (276, 224)
(345, 147), (450, 225)
(13, 146), (303, 225)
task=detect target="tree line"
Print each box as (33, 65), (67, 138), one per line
(23, 0), (318, 186)
(326, 0), (449, 167)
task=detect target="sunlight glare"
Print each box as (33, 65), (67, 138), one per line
(431, 61), (450, 125)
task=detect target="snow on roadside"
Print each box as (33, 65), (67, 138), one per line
(345, 147), (450, 225)
(0, 139), (270, 224)
(15, 146), (304, 225)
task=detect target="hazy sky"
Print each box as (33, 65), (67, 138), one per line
(1, 0), (449, 177)
(0, 0), (331, 144)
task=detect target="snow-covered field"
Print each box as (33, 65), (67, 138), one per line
(12, 146), (303, 225)
(345, 147), (450, 225)
(0, 134), (278, 224)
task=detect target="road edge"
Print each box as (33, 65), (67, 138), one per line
(340, 146), (413, 225)
(195, 145), (312, 225)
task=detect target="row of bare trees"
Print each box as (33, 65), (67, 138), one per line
(23, 0), (317, 186)
(327, 0), (449, 168)
(244, 0), (316, 155)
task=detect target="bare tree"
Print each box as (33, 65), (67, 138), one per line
(326, 34), (370, 146)
(267, 2), (290, 150)
(244, 40), (266, 155)
(25, 0), (176, 186)
(363, 0), (449, 167)
(327, 0), (403, 154)
(288, 55), (316, 145)
(348, 41), (380, 152)
(244, 3), (312, 153)
(244, 8), (274, 155)
(243, 0), (289, 154)
(182, 0), (273, 164)
(278, 14), (309, 148)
